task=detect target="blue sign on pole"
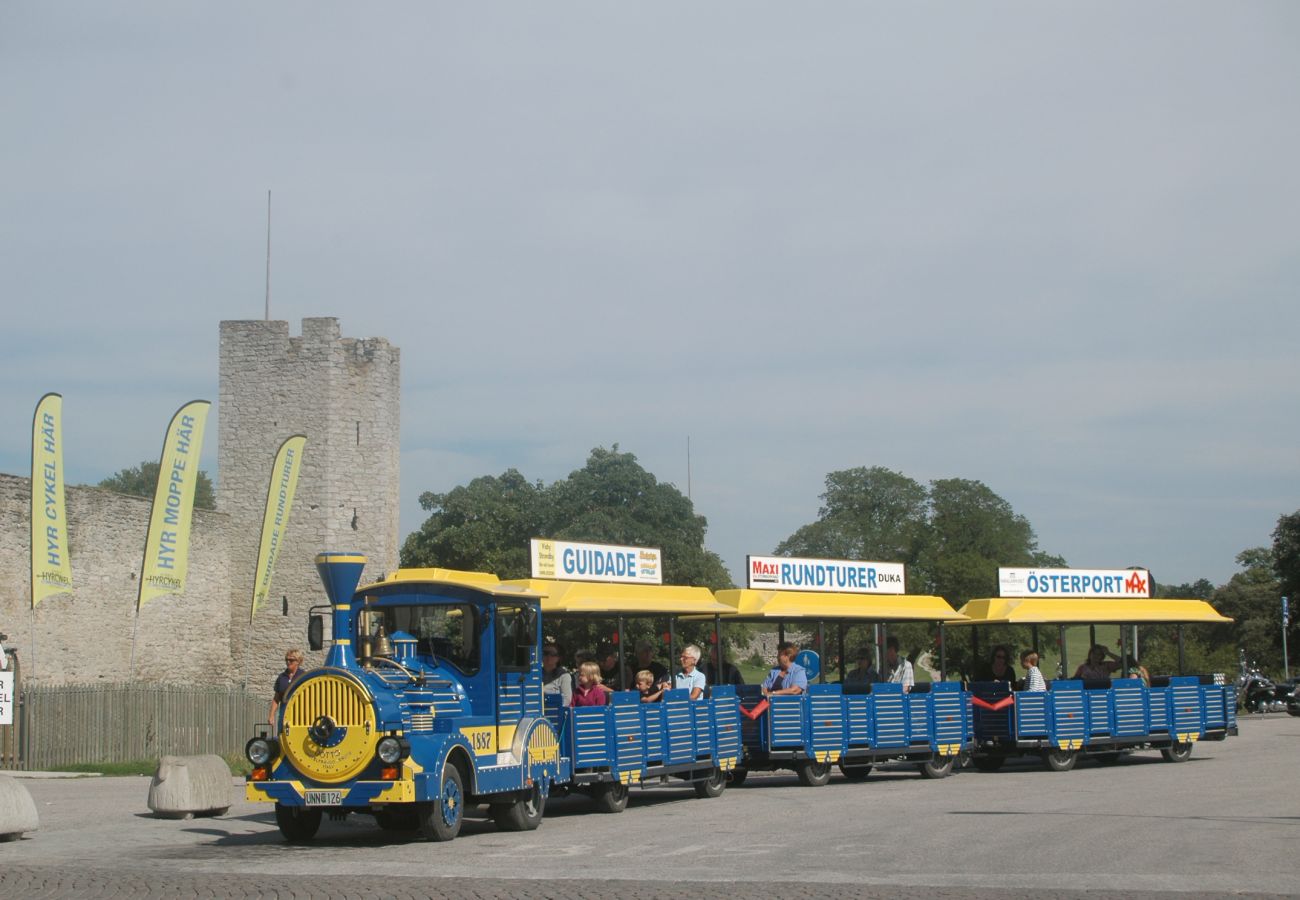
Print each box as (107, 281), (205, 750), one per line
(1284, 596), (1290, 625)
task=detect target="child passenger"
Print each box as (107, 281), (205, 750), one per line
(1020, 650), (1047, 692)
(636, 670), (664, 703)
(570, 661), (608, 707)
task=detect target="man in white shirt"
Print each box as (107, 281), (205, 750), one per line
(884, 636), (914, 693)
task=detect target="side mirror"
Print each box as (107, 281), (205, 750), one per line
(307, 615), (324, 652)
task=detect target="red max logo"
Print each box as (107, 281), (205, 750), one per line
(1124, 571), (1148, 595)
(752, 560), (779, 577)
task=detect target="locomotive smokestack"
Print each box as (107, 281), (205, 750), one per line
(315, 553), (366, 669)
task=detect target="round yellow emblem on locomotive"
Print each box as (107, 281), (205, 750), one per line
(282, 673), (378, 783)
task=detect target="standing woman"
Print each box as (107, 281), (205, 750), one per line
(269, 648), (304, 723)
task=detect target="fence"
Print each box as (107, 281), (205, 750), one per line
(2, 679), (265, 771)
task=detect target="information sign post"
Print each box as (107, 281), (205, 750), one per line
(1283, 596), (1290, 682)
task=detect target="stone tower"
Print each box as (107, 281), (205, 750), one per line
(218, 318), (400, 691)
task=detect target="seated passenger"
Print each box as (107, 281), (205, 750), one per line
(635, 641), (668, 683)
(1020, 650), (1047, 692)
(596, 642), (626, 692)
(635, 669), (664, 703)
(702, 645), (744, 686)
(662, 644), (707, 700)
(882, 636), (914, 693)
(1126, 655), (1150, 687)
(761, 642), (808, 696)
(844, 647), (878, 685)
(541, 641), (573, 706)
(570, 661), (608, 707)
(1073, 644), (1121, 680)
(986, 644), (1017, 684)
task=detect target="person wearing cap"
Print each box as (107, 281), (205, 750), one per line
(635, 640), (668, 683)
(883, 636), (914, 693)
(596, 642), (623, 692)
(844, 647), (878, 685)
(269, 648), (305, 723)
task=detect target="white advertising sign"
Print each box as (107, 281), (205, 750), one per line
(999, 567), (1151, 599)
(0, 671), (14, 725)
(747, 554), (906, 594)
(530, 538), (662, 585)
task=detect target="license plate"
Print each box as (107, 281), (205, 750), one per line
(304, 790), (342, 806)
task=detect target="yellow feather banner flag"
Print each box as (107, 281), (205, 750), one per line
(31, 393), (73, 607)
(137, 400), (211, 610)
(251, 434), (307, 621)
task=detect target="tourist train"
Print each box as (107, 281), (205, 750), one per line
(243, 553), (1237, 842)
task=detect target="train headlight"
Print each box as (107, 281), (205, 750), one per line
(376, 736), (409, 765)
(246, 737), (280, 766)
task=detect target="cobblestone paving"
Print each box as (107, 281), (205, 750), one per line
(0, 866), (1292, 900)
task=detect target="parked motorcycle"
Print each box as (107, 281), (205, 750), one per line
(1239, 668), (1292, 713)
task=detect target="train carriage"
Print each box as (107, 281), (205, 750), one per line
(957, 595), (1237, 771)
(501, 576), (743, 809)
(709, 588), (972, 785)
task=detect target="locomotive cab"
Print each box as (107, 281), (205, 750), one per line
(245, 553), (566, 842)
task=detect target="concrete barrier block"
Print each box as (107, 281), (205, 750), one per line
(147, 755), (232, 819)
(0, 774), (39, 840)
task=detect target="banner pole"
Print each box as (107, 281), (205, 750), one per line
(129, 609), (140, 678)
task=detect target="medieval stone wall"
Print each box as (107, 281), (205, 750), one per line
(0, 474), (234, 686)
(0, 317), (401, 696)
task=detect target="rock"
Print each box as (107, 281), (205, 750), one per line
(147, 755), (232, 819)
(0, 774), (39, 840)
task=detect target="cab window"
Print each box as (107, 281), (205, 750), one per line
(495, 605), (534, 671)
(379, 603), (479, 675)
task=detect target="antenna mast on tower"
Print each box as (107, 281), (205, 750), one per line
(264, 190), (272, 321)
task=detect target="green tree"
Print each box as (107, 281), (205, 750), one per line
(1214, 547), (1285, 675)
(97, 461), (216, 510)
(1271, 510), (1300, 606)
(401, 469), (544, 578)
(777, 469), (1059, 677)
(402, 447), (732, 591)
(400, 446), (737, 679)
(776, 467), (928, 567)
(546, 446), (732, 591)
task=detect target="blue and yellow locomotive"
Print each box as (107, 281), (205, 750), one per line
(246, 554), (567, 840)
(246, 553), (743, 841)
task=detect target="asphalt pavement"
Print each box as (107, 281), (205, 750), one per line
(2, 714), (1297, 899)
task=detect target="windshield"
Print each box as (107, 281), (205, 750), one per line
(374, 603), (479, 675)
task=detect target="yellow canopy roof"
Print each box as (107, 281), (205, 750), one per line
(363, 567), (543, 600)
(954, 597), (1232, 625)
(712, 589), (965, 622)
(501, 579), (733, 615)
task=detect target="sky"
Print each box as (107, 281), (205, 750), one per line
(2, 2), (1298, 590)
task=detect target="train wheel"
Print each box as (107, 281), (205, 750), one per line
(728, 767), (748, 787)
(796, 760), (832, 787)
(1042, 749), (1078, 772)
(972, 755), (1005, 772)
(418, 762), (465, 841)
(1160, 742), (1194, 763)
(275, 804), (322, 842)
(694, 769), (726, 799)
(837, 760), (873, 781)
(592, 782), (629, 813)
(918, 755), (955, 779)
(491, 783), (545, 831)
